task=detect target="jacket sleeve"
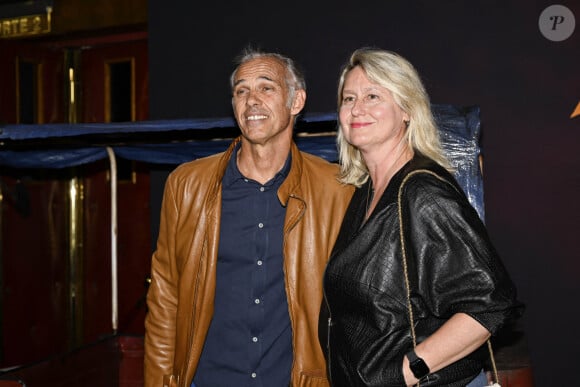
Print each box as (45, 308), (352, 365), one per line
(402, 172), (524, 335)
(145, 175), (180, 386)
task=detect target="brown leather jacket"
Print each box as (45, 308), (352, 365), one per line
(144, 137), (353, 387)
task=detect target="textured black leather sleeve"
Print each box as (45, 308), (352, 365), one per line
(400, 170), (524, 334)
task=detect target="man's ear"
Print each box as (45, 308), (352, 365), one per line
(290, 89), (306, 115)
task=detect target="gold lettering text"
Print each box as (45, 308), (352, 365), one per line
(0, 13), (51, 38)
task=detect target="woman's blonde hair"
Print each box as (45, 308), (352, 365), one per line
(336, 48), (451, 186)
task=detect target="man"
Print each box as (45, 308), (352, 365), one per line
(144, 49), (353, 387)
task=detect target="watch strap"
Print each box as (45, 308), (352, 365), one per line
(406, 348), (420, 362)
(406, 348), (430, 379)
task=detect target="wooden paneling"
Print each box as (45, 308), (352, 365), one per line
(0, 17), (149, 368)
(0, 170), (71, 366)
(52, 0), (147, 34)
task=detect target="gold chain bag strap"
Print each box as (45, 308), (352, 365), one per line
(397, 170), (500, 387)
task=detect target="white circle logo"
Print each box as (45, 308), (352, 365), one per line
(539, 4), (576, 41)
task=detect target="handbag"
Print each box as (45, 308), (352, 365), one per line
(396, 169), (501, 387)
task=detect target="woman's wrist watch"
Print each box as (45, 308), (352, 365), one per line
(406, 349), (430, 379)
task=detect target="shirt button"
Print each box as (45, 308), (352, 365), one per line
(260, 187), (265, 192)
(254, 298), (260, 304)
(257, 260), (263, 266)
(251, 372), (257, 378)
(252, 336), (258, 342)
(258, 223), (264, 228)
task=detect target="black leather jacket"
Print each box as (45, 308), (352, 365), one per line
(320, 154), (523, 387)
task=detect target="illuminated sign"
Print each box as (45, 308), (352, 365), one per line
(0, 6), (51, 38)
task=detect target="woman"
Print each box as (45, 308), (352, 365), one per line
(320, 48), (523, 386)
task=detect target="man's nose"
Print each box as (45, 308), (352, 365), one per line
(246, 90), (261, 106)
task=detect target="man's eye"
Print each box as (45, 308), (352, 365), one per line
(342, 96), (354, 104)
(235, 89), (247, 96)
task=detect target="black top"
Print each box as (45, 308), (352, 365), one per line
(321, 154), (524, 387)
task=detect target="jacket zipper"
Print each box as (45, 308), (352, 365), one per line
(182, 238), (208, 386)
(323, 289), (333, 385)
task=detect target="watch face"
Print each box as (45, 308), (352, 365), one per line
(410, 357), (430, 379)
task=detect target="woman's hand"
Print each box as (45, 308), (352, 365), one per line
(402, 312), (491, 386)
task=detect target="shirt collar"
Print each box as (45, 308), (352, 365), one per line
(222, 142), (292, 188)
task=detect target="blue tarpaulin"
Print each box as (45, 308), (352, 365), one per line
(0, 112), (337, 168)
(0, 105), (484, 217)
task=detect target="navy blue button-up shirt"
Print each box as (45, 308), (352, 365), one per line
(193, 145), (292, 387)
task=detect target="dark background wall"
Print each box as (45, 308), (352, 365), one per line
(148, 1), (580, 386)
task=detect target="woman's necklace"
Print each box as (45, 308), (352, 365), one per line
(365, 182), (375, 218)
(365, 179), (386, 221)
(364, 147), (413, 221)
